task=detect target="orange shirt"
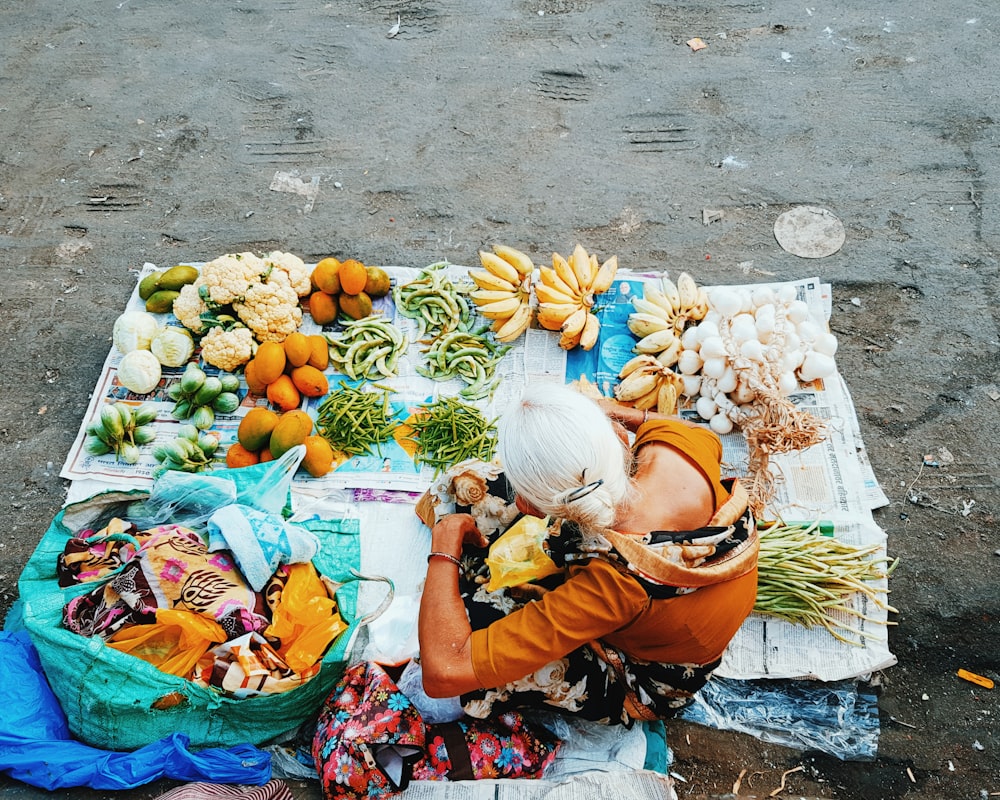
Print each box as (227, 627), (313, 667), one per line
(470, 419), (757, 689)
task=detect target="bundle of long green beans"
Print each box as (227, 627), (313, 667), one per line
(754, 520), (899, 646)
(393, 262), (474, 340)
(315, 382), (397, 457)
(404, 396), (497, 475)
(416, 328), (510, 401)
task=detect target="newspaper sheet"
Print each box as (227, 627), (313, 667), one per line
(399, 771), (676, 800)
(60, 263), (895, 682)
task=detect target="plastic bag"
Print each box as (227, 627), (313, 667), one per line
(105, 608), (227, 677)
(0, 630), (271, 790)
(484, 514), (561, 591)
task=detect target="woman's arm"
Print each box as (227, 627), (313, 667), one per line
(418, 514), (488, 698)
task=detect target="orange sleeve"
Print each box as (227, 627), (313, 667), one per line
(470, 559), (648, 689)
(633, 419), (729, 509)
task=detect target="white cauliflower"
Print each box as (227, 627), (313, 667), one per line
(234, 280), (303, 342)
(172, 283), (209, 333)
(264, 251), (312, 297)
(199, 326), (255, 371)
(199, 252), (267, 305)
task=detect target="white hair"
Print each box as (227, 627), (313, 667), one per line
(497, 382), (633, 533)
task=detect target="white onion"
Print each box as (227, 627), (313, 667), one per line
(702, 310), (722, 328)
(776, 284), (798, 305)
(738, 292), (754, 313)
(796, 319), (819, 343)
(695, 395), (718, 420)
(696, 321), (721, 345)
(778, 371), (800, 395)
(701, 356), (728, 378)
(783, 331), (801, 353)
(717, 366), (738, 394)
(729, 313), (758, 343)
(798, 351), (837, 382)
(680, 326), (701, 351)
(677, 349), (703, 375)
(783, 349), (804, 372)
(813, 331), (839, 357)
(681, 374), (702, 397)
(751, 286), (776, 308)
(787, 299), (811, 323)
(710, 287), (743, 317)
(699, 336), (727, 360)
(739, 338), (765, 362)
(709, 413), (734, 435)
(732, 379), (756, 405)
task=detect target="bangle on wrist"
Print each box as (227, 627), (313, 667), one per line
(427, 551), (462, 568)
(642, 409), (649, 425)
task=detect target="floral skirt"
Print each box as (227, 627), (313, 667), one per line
(455, 545), (717, 726)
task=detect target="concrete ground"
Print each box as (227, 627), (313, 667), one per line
(1, 2), (998, 798)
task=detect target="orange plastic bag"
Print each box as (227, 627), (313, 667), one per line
(106, 608), (226, 678)
(485, 515), (561, 592)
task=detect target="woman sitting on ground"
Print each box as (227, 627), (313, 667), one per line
(418, 382), (759, 725)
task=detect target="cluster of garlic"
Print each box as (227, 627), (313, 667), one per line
(675, 283), (838, 435)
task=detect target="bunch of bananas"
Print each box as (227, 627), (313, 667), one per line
(627, 272), (710, 366)
(613, 354), (684, 414)
(468, 245), (535, 343)
(534, 244), (618, 351)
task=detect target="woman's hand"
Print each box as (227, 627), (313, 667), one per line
(430, 513), (487, 556)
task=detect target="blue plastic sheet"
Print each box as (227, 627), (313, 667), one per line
(0, 630), (272, 790)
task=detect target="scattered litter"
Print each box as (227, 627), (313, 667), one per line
(774, 206), (846, 258)
(961, 499), (976, 517)
(988, 389), (1000, 401)
(669, 771), (687, 783)
(687, 37), (707, 51)
(851, 296), (862, 306)
(387, 14), (400, 38)
(906, 767), (916, 783)
(333, 181), (343, 189)
(781, 51), (793, 62)
(957, 669), (994, 690)
(948, 760), (955, 771)
(768, 765), (803, 797)
(922, 455), (939, 468)
(720, 155), (747, 169)
(921, 693), (929, 701)
(269, 171), (320, 213)
(37, 406), (48, 415)
(890, 715), (917, 729)
(973, 740), (985, 751)
(702, 208), (724, 225)
(732, 768), (747, 794)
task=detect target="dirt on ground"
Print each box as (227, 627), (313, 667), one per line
(1, 2), (997, 799)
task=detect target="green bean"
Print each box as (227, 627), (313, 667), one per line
(404, 396), (497, 475)
(315, 382), (397, 457)
(753, 520), (899, 646)
(326, 317), (408, 381)
(393, 262), (475, 340)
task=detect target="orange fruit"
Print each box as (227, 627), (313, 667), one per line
(269, 409), (314, 458)
(266, 373), (301, 412)
(312, 258), (342, 294)
(237, 406), (280, 451)
(259, 446), (275, 463)
(225, 442), (261, 468)
(339, 259), (368, 295)
(301, 435), (335, 477)
(254, 341), (287, 385)
(290, 364), (329, 398)
(338, 291), (373, 320)
(308, 291), (338, 325)
(364, 266), (391, 298)
(307, 334), (329, 370)
(243, 359), (268, 396)
(283, 331), (311, 367)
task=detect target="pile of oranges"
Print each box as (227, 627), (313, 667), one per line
(308, 258), (392, 324)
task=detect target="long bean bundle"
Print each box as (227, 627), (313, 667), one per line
(404, 396), (497, 475)
(315, 382), (397, 457)
(754, 521), (899, 646)
(393, 262), (474, 340)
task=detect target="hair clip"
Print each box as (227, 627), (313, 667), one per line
(565, 478), (604, 503)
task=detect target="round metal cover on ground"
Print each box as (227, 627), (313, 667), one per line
(773, 206), (846, 258)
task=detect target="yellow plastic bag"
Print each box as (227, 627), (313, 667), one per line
(485, 515), (561, 592)
(106, 608), (226, 678)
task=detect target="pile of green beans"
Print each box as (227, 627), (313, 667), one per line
(416, 328), (511, 401)
(325, 317), (408, 381)
(315, 382), (397, 457)
(404, 396), (498, 474)
(393, 262), (474, 340)
(754, 520), (899, 646)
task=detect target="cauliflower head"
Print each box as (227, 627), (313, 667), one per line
(173, 283), (209, 333)
(199, 326), (255, 371)
(234, 281), (303, 342)
(199, 252), (267, 305)
(264, 251), (312, 297)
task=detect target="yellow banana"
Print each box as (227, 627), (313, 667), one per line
(632, 385), (661, 411)
(579, 312), (600, 351)
(552, 252), (581, 294)
(590, 256), (618, 295)
(476, 295), (523, 319)
(633, 328), (679, 354)
(627, 313), (674, 339)
(538, 265), (577, 297)
(631, 296), (672, 320)
(536, 301), (579, 331)
(534, 283), (578, 305)
(492, 244), (535, 277)
(479, 251), (521, 285)
(654, 337), (682, 367)
(615, 371), (660, 402)
(560, 307), (588, 338)
(618, 354), (661, 378)
(559, 329), (583, 350)
(676, 272), (700, 310)
(570, 244), (593, 289)
(468, 268), (517, 293)
(644, 283), (679, 317)
(657, 382), (678, 415)
(471, 289), (520, 305)
(692, 287), (710, 319)
(494, 301), (533, 342)
(659, 277), (682, 312)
